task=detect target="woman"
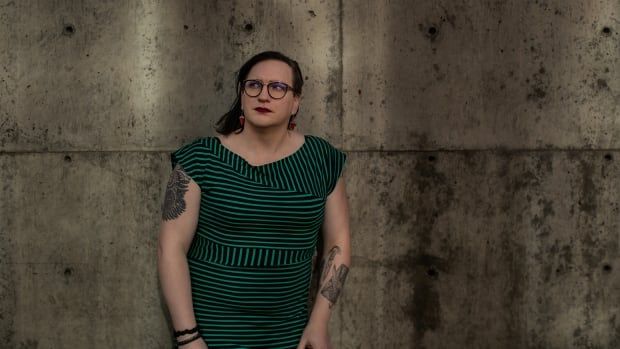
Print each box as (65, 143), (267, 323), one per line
(157, 51), (351, 349)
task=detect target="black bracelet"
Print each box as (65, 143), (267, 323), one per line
(176, 332), (201, 347)
(174, 326), (198, 338)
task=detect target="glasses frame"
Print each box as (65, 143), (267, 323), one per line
(241, 79), (295, 100)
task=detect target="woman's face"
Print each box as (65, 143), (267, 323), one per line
(241, 59), (300, 130)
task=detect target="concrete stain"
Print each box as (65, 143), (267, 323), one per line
(213, 75), (224, 92)
(17, 339), (38, 348)
(439, 7), (456, 29)
(404, 156), (454, 346)
(596, 78), (609, 91)
(388, 201), (410, 226)
(395, 250), (449, 347)
(526, 65), (550, 109)
(530, 198), (555, 230)
(578, 160), (597, 215)
(0, 160), (16, 347)
(323, 64), (341, 123)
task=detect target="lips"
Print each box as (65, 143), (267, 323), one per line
(254, 107), (272, 113)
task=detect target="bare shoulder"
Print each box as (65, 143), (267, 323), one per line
(215, 132), (236, 151)
(215, 132), (228, 143)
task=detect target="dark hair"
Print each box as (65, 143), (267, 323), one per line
(214, 51), (304, 135)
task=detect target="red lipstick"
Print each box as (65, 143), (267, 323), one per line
(254, 107), (272, 113)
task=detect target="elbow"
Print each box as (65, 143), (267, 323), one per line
(157, 233), (188, 262)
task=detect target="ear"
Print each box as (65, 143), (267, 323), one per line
(291, 94), (301, 115)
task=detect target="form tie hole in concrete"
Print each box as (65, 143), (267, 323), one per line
(64, 267), (73, 276)
(63, 24), (75, 36)
(64, 155), (72, 163)
(426, 267), (439, 279)
(422, 24), (439, 40)
(603, 264), (612, 273)
(184, 24), (189, 30)
(604, 153), (612, 161)
(602, 27), (611, 36)
(244, 23), (254, 32)
(426, 26), (439, 41)
(428, 155), (436, 162)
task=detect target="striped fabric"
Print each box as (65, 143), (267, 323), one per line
(170, 134), (347, 349)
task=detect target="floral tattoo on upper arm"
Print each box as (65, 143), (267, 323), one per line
(162, 164), (190, 221)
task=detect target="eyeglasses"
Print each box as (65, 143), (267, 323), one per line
(242, 79), (294, 100)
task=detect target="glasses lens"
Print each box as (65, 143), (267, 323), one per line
(244, 80), (263, 97)
(268, 82), (288, 99)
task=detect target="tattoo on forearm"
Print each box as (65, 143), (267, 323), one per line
(162, 164), (190, 221)
(320, 246), (341, 282)
(319, 245), (349, 308)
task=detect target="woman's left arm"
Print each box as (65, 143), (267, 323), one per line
(298, 177), (351, 349)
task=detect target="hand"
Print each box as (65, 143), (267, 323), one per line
(296, 322), (332, 349)
(179, 336), (208, 349)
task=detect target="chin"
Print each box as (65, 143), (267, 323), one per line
(248, 115), (285, 126)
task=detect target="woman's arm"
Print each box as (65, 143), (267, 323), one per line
(157, 164), (206, 347)
(298, 176), (352, 349)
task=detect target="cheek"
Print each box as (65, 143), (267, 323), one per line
(283, 99), (297, 113)
(268, 100), (293, 115)
(282, 103), (296, 116)
(240, 95), (248, 109)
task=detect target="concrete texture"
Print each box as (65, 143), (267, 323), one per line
(1, 152), (171, 347)
(1, 0), (619, 348)
(0, 0), (341, 151)
(343, 1), (619, 150)
(337, 151), (619, 348)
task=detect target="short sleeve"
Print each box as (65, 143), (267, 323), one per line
(326, 146), (347, 196)
(170, 138), (204, 185)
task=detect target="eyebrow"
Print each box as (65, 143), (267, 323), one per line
(246, 79), (291, 84)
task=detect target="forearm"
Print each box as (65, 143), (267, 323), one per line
(309, 237), (351, 326)
(157, 244), (198, 331)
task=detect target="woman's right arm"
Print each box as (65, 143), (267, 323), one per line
(157, 164), (207, 348)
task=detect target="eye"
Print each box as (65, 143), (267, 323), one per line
(270, 82), (287, 92)
(246, 80), (262, 89)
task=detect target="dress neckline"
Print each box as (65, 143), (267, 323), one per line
(213, 134), (308, 169)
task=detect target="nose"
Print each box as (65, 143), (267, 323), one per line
(257, 84), (271, 101)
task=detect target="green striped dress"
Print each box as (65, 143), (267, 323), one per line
(170, 134), (347, 349)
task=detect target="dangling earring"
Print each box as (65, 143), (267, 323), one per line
(239, 115), (245, 127)
(287, 115), (296, 130)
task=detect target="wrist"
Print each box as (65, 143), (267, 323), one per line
(307, 311), (330, 330)
(309, 297), (332, 322)
(176, 332), (202, 347)
(173, 324), (201, 347)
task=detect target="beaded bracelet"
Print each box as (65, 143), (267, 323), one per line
(174, 326), (198, 338)
(176, 332), (201, 347)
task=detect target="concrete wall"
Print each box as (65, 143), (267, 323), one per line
(1, 1), (618, 348)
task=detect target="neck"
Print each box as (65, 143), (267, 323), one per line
(240, 125), (292, 155)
